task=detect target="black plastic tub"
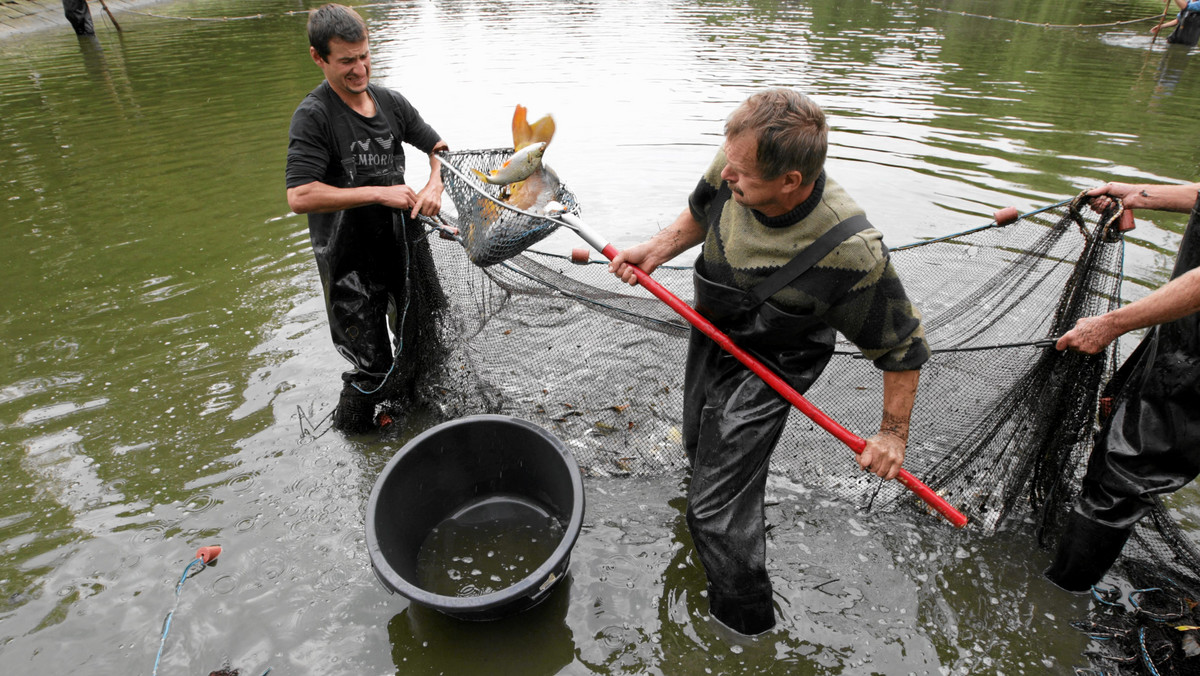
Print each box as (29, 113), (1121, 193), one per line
(366, 415), (585, 620)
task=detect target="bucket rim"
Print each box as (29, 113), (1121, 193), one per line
(365, 414), (585, 613)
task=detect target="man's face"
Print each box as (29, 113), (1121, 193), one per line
(720, 133), (790, 215)
(313, 37), (371, 97)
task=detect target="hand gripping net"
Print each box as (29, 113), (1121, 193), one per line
(435, 149), (580, 267)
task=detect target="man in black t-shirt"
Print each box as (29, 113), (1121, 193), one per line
(286, 3), (449, 433)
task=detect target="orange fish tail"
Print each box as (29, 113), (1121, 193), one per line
(528, 115), (555, 148)
(512, 104), (532, 150)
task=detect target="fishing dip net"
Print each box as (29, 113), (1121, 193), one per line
(434, 148), (579, 267)
(403, 148), (1200, 672)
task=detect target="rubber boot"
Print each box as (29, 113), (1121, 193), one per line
(708, 589), (776, 636)
(1044, 511), (1132, 593)
(332, 386), (378, 434)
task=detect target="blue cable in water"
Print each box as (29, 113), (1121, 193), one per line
(1139, 626), (1165, 676)
(152, 556), (205, 675)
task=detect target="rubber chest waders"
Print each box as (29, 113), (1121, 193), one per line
(682, 215), (871, 634)
(307, 82), (441, 397)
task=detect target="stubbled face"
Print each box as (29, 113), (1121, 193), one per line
(720, 132), (793, 216)
(313, 37), (370, 97)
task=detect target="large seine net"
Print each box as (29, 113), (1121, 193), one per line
(409, 149), (1200, 673)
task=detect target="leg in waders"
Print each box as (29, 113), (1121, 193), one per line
(681, 268), (836, 635)
(62, 0), (94, 36)
(1047, 194), (1200, 592)
(1045, 333), (1200, 591)
(327, 210), (444, 433)
(320, 209), (400, 434)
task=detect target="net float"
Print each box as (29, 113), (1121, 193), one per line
(994, 206), (1020, 225)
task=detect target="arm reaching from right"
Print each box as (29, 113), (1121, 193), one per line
(1086, 181), (1200, 214)
(1057, 267), (1200, 354)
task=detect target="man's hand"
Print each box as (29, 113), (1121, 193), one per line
(609, 240), (666, 285)
(410, 140), (449, 218)
(373, 184), (417, 211)
(1056, 315), (1120, 355)
(859, 369), (919, 481)
(608, 208), (706, 286)
(410, 179), (444, 218)
(1085, 182), (1141, 213)
(859, 430), (906, 481)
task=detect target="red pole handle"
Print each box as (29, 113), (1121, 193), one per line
(600, 244), (968, 528)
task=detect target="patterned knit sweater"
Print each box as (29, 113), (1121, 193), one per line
(689, 150), (930, 371)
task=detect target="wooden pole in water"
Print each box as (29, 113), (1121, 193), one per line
(1152, 0), (1172, 44)
(97, 0), (122, 32)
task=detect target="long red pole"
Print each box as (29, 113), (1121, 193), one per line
(552, 209), (967, 527)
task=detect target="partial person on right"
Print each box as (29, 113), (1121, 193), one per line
(1150, 0), (1200, 38)
(1045, 179), (1200, 592)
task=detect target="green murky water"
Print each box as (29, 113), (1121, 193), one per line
(1, 0), (1197, 673)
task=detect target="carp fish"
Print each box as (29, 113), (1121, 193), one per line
(470, 141), (547, 186)
(499, 104), (559, 212)
(463, 105), (564, 267)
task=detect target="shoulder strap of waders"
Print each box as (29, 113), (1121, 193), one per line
(367, 84), (406, 178)
(314, 81), (358, 183)
(744, 213), (872, 309)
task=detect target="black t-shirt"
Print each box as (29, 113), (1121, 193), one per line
(286, 82), (442, 189)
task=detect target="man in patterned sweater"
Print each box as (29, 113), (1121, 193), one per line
(610, 89), (930, 635)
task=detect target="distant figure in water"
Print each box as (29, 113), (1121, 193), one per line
(62, 0), (94, 36)
(1151, 0), (1200, 44)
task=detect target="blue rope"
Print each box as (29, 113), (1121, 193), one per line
(1139, 626), (1165, 676)
(1090, 584), (1124, 609)
(1129, 587), (1163, 612)
(149, 553), (271, 676)
(151, 557), (206, 676)
(891, 198), (1074, 251)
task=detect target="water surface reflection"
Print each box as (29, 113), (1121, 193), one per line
(0, 0), (1196, 673)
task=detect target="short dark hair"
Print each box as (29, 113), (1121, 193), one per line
(308, 4), (368, 60)
(724, 89), (827, 185)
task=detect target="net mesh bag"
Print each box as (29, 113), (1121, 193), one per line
(415, 148), (1200, 671)
(426, 161), (1124, 533)
(436, 148), (579, 267)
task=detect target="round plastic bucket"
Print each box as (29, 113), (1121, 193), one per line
(366, 414), (584, 620)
